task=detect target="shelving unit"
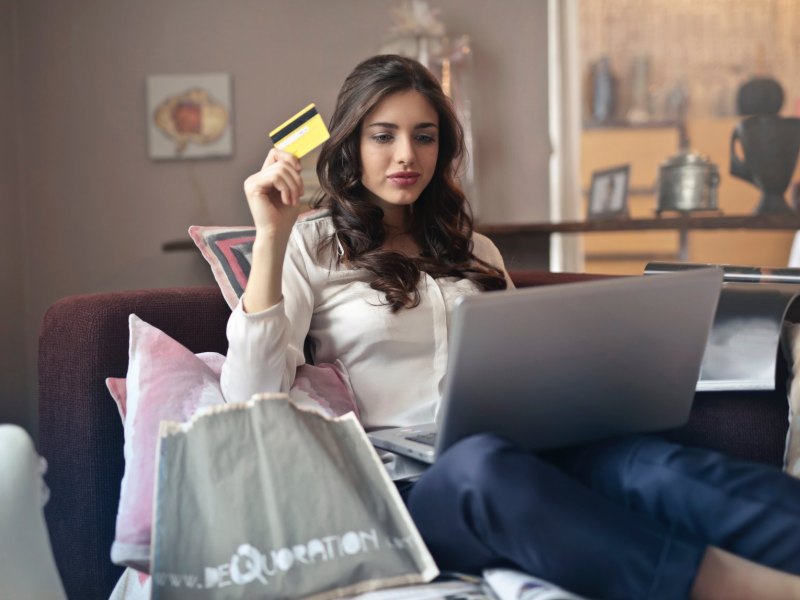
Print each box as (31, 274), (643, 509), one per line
(479, 214), (800, 272)
(578, 118), (800, 274)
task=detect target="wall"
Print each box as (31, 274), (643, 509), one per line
(0, 0), (28, 427)
(5, 0), (550, 437)
(580, 0), (800, 121)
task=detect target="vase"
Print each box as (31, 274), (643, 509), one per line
(591, 57), (616, 124)
(730, 115), (800, 214)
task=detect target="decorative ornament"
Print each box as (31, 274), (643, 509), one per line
(379, 0), (446, 68)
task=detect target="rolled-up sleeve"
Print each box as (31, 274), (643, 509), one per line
(220, 227), (315, 404)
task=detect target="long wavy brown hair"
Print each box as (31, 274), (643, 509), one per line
(313, 54), (506, 312)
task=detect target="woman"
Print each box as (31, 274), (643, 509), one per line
(221, 55), (800, 599)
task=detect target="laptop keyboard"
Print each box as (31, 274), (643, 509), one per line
(407, 432), (438, 447)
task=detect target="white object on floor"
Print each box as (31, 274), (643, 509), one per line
(788, 232), (800, 267)
(483, 568), (590, 600)
(109, 568), (151, 600)
(0, 424), (66, 599)
(344, 578), (485, 599)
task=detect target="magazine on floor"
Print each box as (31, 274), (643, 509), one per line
(344, 570), (590, 600)
(483, 569), (589, 600)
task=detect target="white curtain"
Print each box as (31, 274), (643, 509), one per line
(548, 0), (584, 272)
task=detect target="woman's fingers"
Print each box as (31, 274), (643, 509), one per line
(255, 149), (304, 205)
(277, 161), (304, 205)
(243, 150), (305, 233)
(273, 173), (298, 206)
(246, 161), (304, 205)
(262, 148), (302, 172)
(272, 165), (304, 205)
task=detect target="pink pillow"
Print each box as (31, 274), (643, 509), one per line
(106, 353), (224, 422)
(109, 315), (226, 572)
(290, 360), (360, 420)
(107, 315), (359, 573)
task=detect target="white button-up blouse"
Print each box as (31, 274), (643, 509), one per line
(220, 211), (513, 430)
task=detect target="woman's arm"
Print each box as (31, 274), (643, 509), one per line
(220, 149), (312, 404)
(220, 229), (315, 404)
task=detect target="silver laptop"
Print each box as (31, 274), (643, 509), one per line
(368, 267), (723, 464)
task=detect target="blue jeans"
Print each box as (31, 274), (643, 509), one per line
(402, 433), (800, 600)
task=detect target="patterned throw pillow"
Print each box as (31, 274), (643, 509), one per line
(188, 226), (256, 309)
(189, 209), (326, 309)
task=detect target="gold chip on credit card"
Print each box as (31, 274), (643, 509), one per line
(269, 103), (330, 158)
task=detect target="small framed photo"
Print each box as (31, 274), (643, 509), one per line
(588, 165), (630, 219)
(146, 73), (234, 160)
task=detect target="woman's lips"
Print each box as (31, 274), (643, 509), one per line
(387, 173), (420, 187)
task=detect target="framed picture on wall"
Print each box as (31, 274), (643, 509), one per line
(588, 165), (630, 219)
(146, 73), (234, 160)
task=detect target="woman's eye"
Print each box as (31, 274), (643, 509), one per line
(416, 134), (437, 144)
(372, 134), (393, 144)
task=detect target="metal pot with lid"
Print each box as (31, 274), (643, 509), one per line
(656, 151), (720, 214)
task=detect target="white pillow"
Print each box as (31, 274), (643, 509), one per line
(782, 322), (800, 476)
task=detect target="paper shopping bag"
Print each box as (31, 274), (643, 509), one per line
(150, 393), (438, 599)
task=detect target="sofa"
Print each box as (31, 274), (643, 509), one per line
(37, 271), (791, 599)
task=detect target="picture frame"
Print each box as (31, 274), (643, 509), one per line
(146, 73), (234, 160)
(588, 165), (630, 219)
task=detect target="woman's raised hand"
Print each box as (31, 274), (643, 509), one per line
(243, 148), (305, 238)
(240, 149), (305, 312)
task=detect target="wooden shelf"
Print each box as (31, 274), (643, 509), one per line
(582, 120), (682, 130)
(478, 214), (800, 235)
(479, 213), (800, 272)
(164, 215), (800, 272)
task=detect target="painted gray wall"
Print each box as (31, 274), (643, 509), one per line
(4, 0), (549, 438)
(1, 0), (28, 429)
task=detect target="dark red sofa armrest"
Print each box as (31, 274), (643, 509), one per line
(509, 270), (617, 288)
(38, 286), (230, 599)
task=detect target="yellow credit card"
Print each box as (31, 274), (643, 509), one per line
(269, 103), (330, 158)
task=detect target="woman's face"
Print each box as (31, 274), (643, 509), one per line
(359, 90), (439, 217)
